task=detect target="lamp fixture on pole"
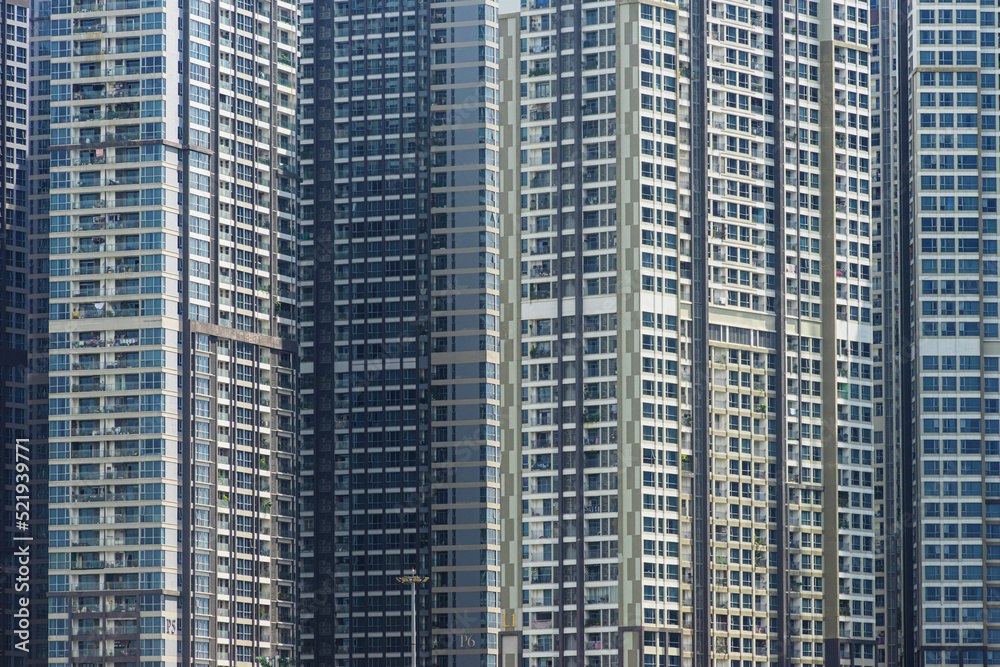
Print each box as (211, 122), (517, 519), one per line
(396, 570), (429, 667)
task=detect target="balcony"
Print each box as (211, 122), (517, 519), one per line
(59, 65), (142, 81)
(71, 285), (140, 298)
(53, 108), (141, 125)
(72, 0), (146, 10)
(72, 357), (137, 375)
(73, 19), (144, 34)
(64, 335), (139, 350)
(71, 304), (141, 320)
(71, 238), (141, 252)
(66, 215), (141, 232)
(70, 424), (141, 438)
(58, 176), (141, 190)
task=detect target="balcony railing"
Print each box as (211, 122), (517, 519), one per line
(70, 471), (139, 483)
(60, 336), (140, 350)
(70, 307), (141, 320)
(52, 109), (141, 125)
(54, 65), (141, 81)
(71, 0), (154, 11)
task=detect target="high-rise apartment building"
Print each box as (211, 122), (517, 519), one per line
(499, 0), (879, 665)
(42, 0), (300, 661)
(0, 0), (29, 378)
(297, 0), (501, 664)
(11, 0), (996, 662)
(870, 0), (902, 662)
(1, 2), (36, 665)
(880, 0), (1000, 663)
(1, 0), (30, 497)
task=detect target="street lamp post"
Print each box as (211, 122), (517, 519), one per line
(396, 570), (429, 667)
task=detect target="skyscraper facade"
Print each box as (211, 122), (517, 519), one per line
(500, 0), (879, 665)
(0, 0), (29, 379)
(870, 0), (903, 661)
(297, 0), (501, 663)
(42, 0), (300, 662)
(1, 2), (37, 665)
(7, 0), (997, 663)
(0, 0), (30, 495)
(886, 0), (1000, 663)
(22, 1), (54, 664)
